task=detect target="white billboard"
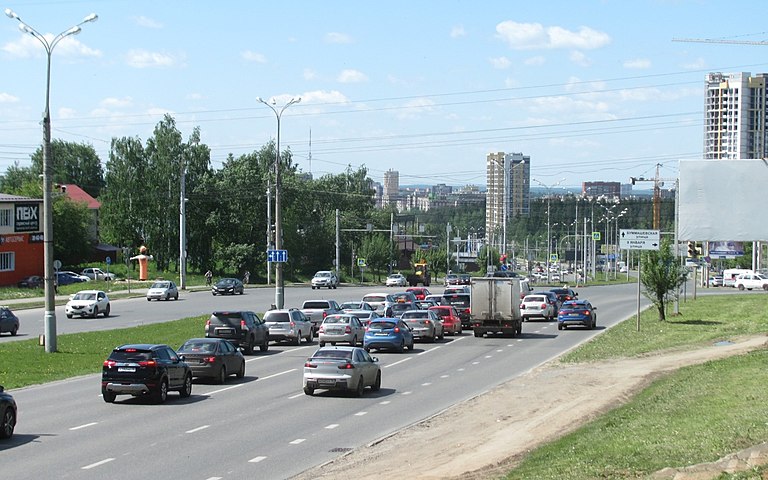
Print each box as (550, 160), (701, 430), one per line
(679, 159), (768, 241)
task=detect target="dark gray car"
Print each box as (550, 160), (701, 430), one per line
(204, 311), (269, 354)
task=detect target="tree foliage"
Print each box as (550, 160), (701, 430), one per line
(640, 237), (687, 321)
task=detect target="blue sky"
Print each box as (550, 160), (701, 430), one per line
(2, 0), (768, 190)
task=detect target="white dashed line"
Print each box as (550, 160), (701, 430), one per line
(205, 477), (223, 480)
(249, 456), (267, 463)
(289, 438), (306, 445)
(288, 393), (303, 399)
(457, 368), (465, 371)
(81, 458), (115, 470)
(354, 411), (368, 416)
(401, 391), (412, 395)
(379, 400), (391, 405)
(383, 357), (412, 368)
(484, 355), (492, 359)
(440, 374), (449, 378)
(472, 361), (480, 365)
(417, 346), (441, 355)
(207, 384), (244, 395)
(256, 369), (297, 381)
(69, 422), (98, 431)
(186, 425), (210, 434)
(496, 349), (504, 352)
(325, 424), (339, 429)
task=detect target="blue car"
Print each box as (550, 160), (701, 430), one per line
(364, 317), (414, 353)
(557, 300), (597, 330)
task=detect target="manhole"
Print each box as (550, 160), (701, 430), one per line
(329, 447), (353, 453)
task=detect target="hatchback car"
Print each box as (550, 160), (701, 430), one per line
(429, 305), (462, 335)
(520, 294), (557, 321)
(65, 290), (110, 318)
(178, 338), (245, 383)
(441, 293), (471, 327)
(303, 346), (381, 397)
(101, 344), (193, 403)
(364, 318), (414, 353)
(318, 314), (366, 347)
(56, 271), (89, 286)
(400, 309), (444, 342)
(146, 280), (179, 301)
(0, 386), (16, 439)
(385, 273), (408, 287)
(211, 277), (244, 295)
(0, 307), (19, 336)
(557, 300), (597, 330)
(311, 270), (339, 289)
(17, 275), (43, 288)
(263, 309), (314, 345)
(406, 286), (431, 300)
(205, 311), (269, 354)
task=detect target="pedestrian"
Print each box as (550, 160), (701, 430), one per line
(205, 270), (213, 286)
(243, 270), (250, 284)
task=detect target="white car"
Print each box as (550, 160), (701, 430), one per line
(311, 270), (339, 290)
(146, 280), (179, 301)
(385, 273), (407, 287)
(65, 290), (111, 318)
(520, 294), (557, 321)
(81, 267), (115, 281)
(734, 273), (768, 291)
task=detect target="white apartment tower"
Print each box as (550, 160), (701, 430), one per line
(382, 169), (399, 206)
(485, 152), (530, 254)
(704, 72), (768, 159)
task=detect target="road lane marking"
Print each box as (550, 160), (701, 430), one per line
(289, 438), (306, 444)
(417, 346), (441, 356)
(186, 425), (210, 434)
(354, 411), (367, 416)
(69, 422), (98, 431)
(421, 382), (432, 386)
(325, 424), (339, 429)
(207, 384), (243, 395)
(81, 458), (115, 470)
(457, 368), (465, 371)
(256, 369), (297, 381)
(484, 355), (493, 358)
(496, 349), (504, 352)
(379, 400), (391, 405)
(472, 361), (480, 365)
(440, 375), (449, 378)
(205, 477), (223, 480)
(288, 392), (303, 399)
(249, 456), (267, 463)
(383, 357), (412, 368)
(401, 391), (412, 395)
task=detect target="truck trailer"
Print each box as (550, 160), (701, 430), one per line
(470, 277), (523, 338)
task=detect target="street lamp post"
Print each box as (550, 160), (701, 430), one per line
(5, 8), (98, 353)
(533, 178), (565, 283)
(257, 96), (301, 309)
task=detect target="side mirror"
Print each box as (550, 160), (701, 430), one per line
(372, 357), (379, 363)
(179, 355), (186, 361)
(592, 306), (597, 310)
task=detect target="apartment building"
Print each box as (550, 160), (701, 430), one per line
(485, 152), (530, 254)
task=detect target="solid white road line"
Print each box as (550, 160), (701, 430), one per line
(383, 357), (412, 368)
(248, 456), (267, 463)
(186, 425), (210, 434)
(69, 422), (98, 431)
(207, 384), (243, 395)
(81, 458), (115, 470)
(256, 369), (297, 381)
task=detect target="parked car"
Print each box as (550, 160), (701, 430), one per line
(550, 287), (578, 303)
(364, 317), (414, 353)
(318, 314), (366, 347)
(178, 338), (245, 383)
(302, 346), (381, 397)
(101, 343), (193, 403)
(734, 272), (768, 291)
(17, 275), (43, 288)
(0, 307), (19, 336)
(0, 385), (16, 439)
(146, 280), (179, 301)
(211, 277), (244, 295)
(339, 301), (373, 312)
(56, 271), (89, 286)
(520, 294), (557, 321)
(386, 273), (408, 287)
(557, 299), (597, 330)
(429, 305), (462, 335)
(311, 270), (340, 289)
(204, 310), (269, 354)
(400, 309), (444, 342)
(263, 309), (314, 345)
(343, 309), (380, 327)
(405, 286), (431, 300)
(65, 290), (110, 318)
(441, 293), (471, 327)
(81, 267), (115, 281)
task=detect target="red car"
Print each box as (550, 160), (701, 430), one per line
(406, 287), (431, 301)
(428, 305), (462, 335)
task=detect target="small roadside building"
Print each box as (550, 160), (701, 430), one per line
(0, 193), (43, 286)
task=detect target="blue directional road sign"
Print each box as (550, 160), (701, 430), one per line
(267, 249), (288, 262)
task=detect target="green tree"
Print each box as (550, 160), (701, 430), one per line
(640, 237), (687, 321)
(31, 140), (105, 198)
(358, 234), (393, 281)
(53, 197), (92, 265)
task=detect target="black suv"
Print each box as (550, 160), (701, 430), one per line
(0, 385), (16, 439)
(205, 311), (269, 354)
(442, 293), (471, 327)
(101, 344), (192, 404)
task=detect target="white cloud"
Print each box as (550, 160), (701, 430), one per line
(337, 69), (368, 83)
(0, 93), (19, 103)
(524, 56), (546, 66)
(569, 50), (591, 67)
(3, 34), (101, 58)
(496, 21), (610, 50)
(242, 50), (267, 63)
(186, 92), (204, 100)
(450, 25), (466, 38)
(134, 16), (163, 29)
(397, 98), (436, 120)
(58, 107), (77, 119)
(303, 68), (318, 80)
(125, 49), (179, 68)
(100, 97), (133, 108)
(299, 90), (350, 104)
(325, 32), (353, 44)
(490, 56), (511, 69)
(623, 58), (651, 69)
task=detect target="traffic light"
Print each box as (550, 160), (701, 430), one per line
(687, 241), (697, 258)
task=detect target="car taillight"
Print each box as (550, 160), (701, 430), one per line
(540, 303), (547, 309)
(344, 325), (351, 334)
(304, 362), (317, 368)
(290, 321), (296, 328)
(393, 327), (401, 333)
(318, 325), (325, 333)
(205, 319), (211, 327)
(138, 360), (157, 367)
(204, 356), (216, 363)
(519, 303), (525, 309)
(240, 319), (248, 331)
(582, 310), (590, 315)
(103, 360), (116, 367)
(322, 311), (328, 319)
(338, 362), (354, 370)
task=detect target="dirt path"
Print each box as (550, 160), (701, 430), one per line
(292, 335), (768, 480)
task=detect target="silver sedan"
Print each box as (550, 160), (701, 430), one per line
(318, 314), (366, 346)
(400, 309), (444, 342)
(303, 346), (381, 396)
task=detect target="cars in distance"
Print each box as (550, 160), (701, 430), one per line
(458, 273), (472, 285)
(406, 286), (431, 300)
(708, 275), (724, 287)
(361, 293), (395, 313)
(204, 311), (269, 354)
(550, 287), (578, 303)
(364, 317), (414, 353)
(557, 299), (597, 330)
(81, 267), (115, 281)
(444, 273), (460, 286)
(17, 275), (43, 288)
(65, 290), (111, 318)
(340, 301), (373, 312)
(303, 346), (381, 397)
(387, 301), (417, 318)
(211, 277), (244, 295)
(0, 385), (16, 439)
(56, 271), (89, 286)
(344, 309), (380, 326)
(385, 273), (408, 287)
(263, 309), (314, 345)
(442, 292), (472, 327)
(177, 338), (245, 383)
(101, 343), (193, 403)
(429, 305), (462, 335)
(318, 313), (366, 346)
(0, 307), (19, 336)
(400, 309), (444, 342)
(146, 280), (179, 301)
(311, 270), (340, 289)
(734, 272), (768, 291)
(520, 294), (557, 321)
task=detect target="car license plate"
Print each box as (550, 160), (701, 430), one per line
(117, 367), (136, 372)
(569, 313), (579, 316)
(375, 332), (387, 336)
(319, 378), (335, 385)
(217, 328), (235, 335)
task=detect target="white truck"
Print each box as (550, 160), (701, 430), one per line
(469, 277), (524, 338)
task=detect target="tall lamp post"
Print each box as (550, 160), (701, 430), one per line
(533, 178), (565, 283)
(257, 96), (301, 309)
(5, 8), (98, 353)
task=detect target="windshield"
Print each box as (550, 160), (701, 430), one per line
(151, 282), (170, 289)
(315, 272), (331, 277)
(73, 293), (96, 301)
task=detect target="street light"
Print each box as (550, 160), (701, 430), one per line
(533, 178), (565, 283)
(257, 96), (301, 309)
(5, 8), (98, 353)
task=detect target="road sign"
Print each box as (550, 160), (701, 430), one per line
(619, 229), (660, 250)
(105, 256), (112, 265)
(550, 253), (558, 263)
(267, 249), (288, 262)
(357, 258), (367, 267)
(592, 232), (601, 241)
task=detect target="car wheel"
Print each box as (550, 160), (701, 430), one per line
(311, 286), (315, 290)
(0, 405), (16, 439)
(558, 324), (564, 330)
(473, 330), (482, 337)
(217, 366), (227, 384)
(153, 378), (168, 403)
(371, 371), (381, 392)
(354, 376), (365, 397)
(293, 333), (301, 346)
(92, 307), (99, 319)
(165, 294), (169, 301)
(364, 346), (371, 352)
(147, 298), (152, 302)
(259, 339), (269, 352)
(307, 329), (314, 343)
(66, 314), (73, 319)
(244, 337), (254, 355)
(179, 373), (193, 398)
(350, 336), (357, 347)
(303, 387), (314, 396)
(174, 293), (179, 300)
(397, 340), (405, 353)
(763, 284), (768, 291)
(102, 390), (116, 403)
(103, 304), (110, 317)
(738, 284), (745, 291)
(237, 361), (245, 378)
(10, 325), (17, 336)
(319, 341), (326, 347)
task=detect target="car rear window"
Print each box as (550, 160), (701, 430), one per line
(368, 321), (396, 330)
(401, 311), (426, 319)
(263, 312), (290, 323)
(109, 349), (152, 361)
(323, 315), (349, 324)
(524, 296), (546, 303)
(443, 294), (470, 308)
(312, 350), (352, 360)
(303, 301), (330, 309)
(179, 341), (216, 353)
(209, 312), (244, 326)
(363, 295), (386, 303)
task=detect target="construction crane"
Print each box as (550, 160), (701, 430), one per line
(630, 164), (675, 230)
(673, 37), (768, 45)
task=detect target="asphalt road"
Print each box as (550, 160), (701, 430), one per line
(0, 282), (662, 479)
